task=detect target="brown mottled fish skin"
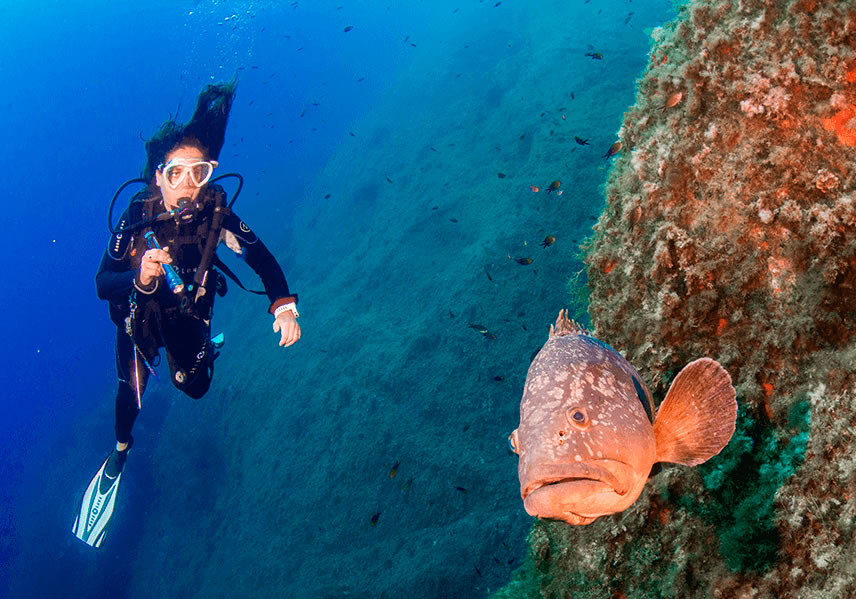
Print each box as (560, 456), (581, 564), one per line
(510, 310), (737, 526)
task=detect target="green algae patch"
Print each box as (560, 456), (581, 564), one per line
(674, 401), (810, 572)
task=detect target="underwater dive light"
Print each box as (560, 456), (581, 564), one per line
(143, 231), (184, 294)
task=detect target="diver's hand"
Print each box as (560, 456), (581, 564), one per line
(273, 312), (301, 347)
(139, 247), (172, 287)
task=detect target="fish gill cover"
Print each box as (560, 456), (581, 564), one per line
(496, 0), (856, 597)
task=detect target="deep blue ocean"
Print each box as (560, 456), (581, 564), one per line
(0, 1), (677, 597)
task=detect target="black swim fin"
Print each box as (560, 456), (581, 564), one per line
(71, 452), (125, 547)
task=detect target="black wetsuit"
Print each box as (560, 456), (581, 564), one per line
(96, 184), (296, 444)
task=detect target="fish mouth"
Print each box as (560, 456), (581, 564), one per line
(521, 460), (632, 499)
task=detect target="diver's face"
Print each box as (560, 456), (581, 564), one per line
(155, 145), (207, 210)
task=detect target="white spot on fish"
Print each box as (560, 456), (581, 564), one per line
(540, 400), (563, 411)
(575, 455), (582, 462)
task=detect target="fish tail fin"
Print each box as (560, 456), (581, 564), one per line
(652, 358), (737, 466)
(549, 309), (588, 338)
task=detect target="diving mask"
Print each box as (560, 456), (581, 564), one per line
(158, 158), (219, 189)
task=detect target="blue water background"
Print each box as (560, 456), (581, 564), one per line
(0, 1), (676, 597)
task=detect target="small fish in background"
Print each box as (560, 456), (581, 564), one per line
(370, 511), (381, 526)
(529, 185), (540, 193)
(584, 52), (603, 60)
(603, 141), (622, 158)
(541, 236), (556, 248)
(624, 11), (634, 25)
(515, 257), (533, 265)
(547, 180), (561, 193)
(469, 323), (497, 339)
(497, 172), (507, 178)
(455, 486), (469, 494)
(662, 91), (684, 111)
(343, 25), (354, 32)
(494, 376), (505, 381)
(389, 461), (400, 479)
(574, 136), (590, 146)
(509, 310), (737, 526)
(401, 477), (414, 492)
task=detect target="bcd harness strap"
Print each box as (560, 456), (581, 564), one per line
(192, 189), (227, 304)
(213, 255), (266, 295)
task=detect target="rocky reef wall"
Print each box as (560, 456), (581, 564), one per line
(498, 1), (856, 597)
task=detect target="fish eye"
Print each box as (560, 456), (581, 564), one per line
(566, 406), (590, 429)
(507, 431), (519, 454)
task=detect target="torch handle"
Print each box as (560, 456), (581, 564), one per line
(143, 231), (185, 294)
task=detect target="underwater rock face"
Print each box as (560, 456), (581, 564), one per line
(498, 1), (856, 597)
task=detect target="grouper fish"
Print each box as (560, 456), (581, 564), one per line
(509, 310), (737, 525)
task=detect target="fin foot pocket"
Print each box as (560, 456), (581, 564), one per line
(652, 357), (737, 466)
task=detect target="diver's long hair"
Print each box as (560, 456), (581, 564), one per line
(142, 80), (237, 182)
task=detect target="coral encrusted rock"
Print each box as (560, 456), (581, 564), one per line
(496, 1), (856, 597)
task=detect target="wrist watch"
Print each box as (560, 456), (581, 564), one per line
(274, 302), (299, 319)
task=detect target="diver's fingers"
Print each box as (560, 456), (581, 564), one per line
(139, 251), (167, 285)
(281, 321), (301, 347)
(142, 248), (172, 264)
(279, 323), (291, 346)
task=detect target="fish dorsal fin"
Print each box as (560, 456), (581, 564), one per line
(653, 358), (737, 466)
(549, 309), (588, 338)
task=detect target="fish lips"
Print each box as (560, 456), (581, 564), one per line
(521, 460), (633, 502)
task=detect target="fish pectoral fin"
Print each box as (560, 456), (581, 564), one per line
(652, 358), (737, 466)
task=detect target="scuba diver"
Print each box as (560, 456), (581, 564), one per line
(72, 81), (301, 547)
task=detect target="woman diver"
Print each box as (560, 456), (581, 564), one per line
(72, 81), (301, 547)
